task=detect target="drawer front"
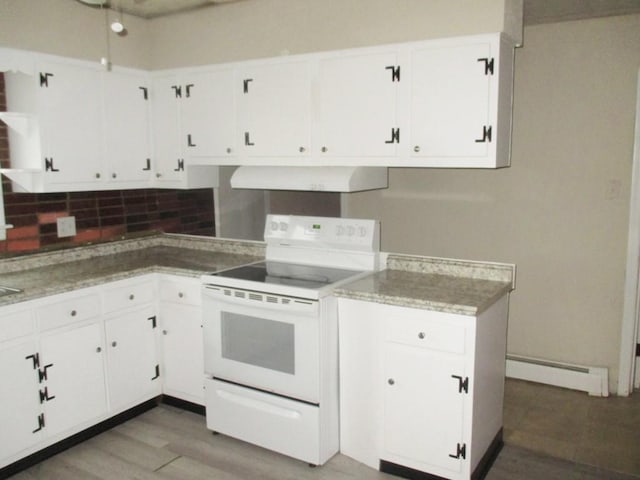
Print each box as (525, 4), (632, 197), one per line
(205, 378), (320, 464)
(37, 293), (101, 331)
(385, 316), (466, 355)
(0, 307), (35, 343)
(103, 281), (155, 314)
(159, 278), (201, 306)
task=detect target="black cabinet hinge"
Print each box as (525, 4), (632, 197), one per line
(187, 134), (196, 147)
(39, 72), (54, 87)
(39, 387), (55, 404)
(38, 363), (53, 383)
(243, 78), (253, 94)
(477, 57), (495, 75)
(142, 158), (151, 171)
(244, 132), (254, 146)
(171, 85), (182, 98)
(32, 413), (45, 433)
(185, 84), (194, 98)
(174, 159), (184, 172)
(385, 128), (400, 144)
(385, 65), (401, 82)
(148, 315), (157, 328)
(138, 86), (148, 100)
(25, 353), (40, 369)
(452, 375), (469, 394)
(45, 157), (59, 172)
(151, 364), (160, 380)
(475, 125), (492, 143)
(449, 443), (466, 460)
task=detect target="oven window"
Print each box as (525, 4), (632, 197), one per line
(220, 312), (295, 374)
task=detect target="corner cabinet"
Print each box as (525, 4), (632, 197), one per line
(338, 296), (509, 480)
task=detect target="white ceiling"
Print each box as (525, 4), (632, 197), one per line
(77, 0), (640, 24)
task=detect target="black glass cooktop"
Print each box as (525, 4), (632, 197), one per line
(210, 261), (362, 290)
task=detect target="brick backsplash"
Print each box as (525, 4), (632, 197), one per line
(0, 73), (215, 253)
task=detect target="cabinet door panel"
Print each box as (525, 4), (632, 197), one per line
(161, 303), (204, 404)
(151, 74), (184, 183)
(105, 306), (160, 411)
(40, 322), (107, 437)
(0, 340), (43, 461)
(38, 60), (104, 185)
(317, 51), (399, 158)
(410, 42), (493, 159)
(181, 69), (236, 158)
(383, 343), (466, 473)
(238, 61), (311, 158)
(103, 69), (152, 184)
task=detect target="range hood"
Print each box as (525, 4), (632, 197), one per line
(230, 166), (388, 192)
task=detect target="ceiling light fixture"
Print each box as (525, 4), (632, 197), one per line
(110, 18), (125, 33)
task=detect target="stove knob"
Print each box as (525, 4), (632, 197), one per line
(336, 225), (345, 236)
(270, 221), (279, 231)
(359, 226), (367, 237)
(347, 226), (355, 236)
(279, 222), (288, 232)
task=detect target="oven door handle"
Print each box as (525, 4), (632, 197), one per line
(216, 389), (302, 419)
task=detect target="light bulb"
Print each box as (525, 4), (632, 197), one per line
(111, 20), (124, 33)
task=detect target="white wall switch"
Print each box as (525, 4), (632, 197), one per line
(57, 216), (77, 238)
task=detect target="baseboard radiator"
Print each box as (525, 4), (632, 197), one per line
(505, 355), (609, 397)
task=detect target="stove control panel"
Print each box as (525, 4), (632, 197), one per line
(265, 215), (380, 252)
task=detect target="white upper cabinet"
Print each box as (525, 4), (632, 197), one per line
(237, 59), (312, 160)
(407, 34), (513, 167)
(180, 68), (236, 160)
(103, 67), (153, 186)
(150, 69), (223, 188)
(315, 50), (400, 162)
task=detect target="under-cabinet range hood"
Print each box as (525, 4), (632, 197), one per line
(230, 166), (388, 192)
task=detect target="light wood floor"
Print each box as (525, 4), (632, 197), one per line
(8, 400), (640, 480)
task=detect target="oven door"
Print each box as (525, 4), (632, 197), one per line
(202, 285), (320, 404)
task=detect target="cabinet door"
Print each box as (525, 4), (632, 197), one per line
(151, 74), (184, 184)
(409, 41), (494, 161)
(383, 343), (466, 474)
(0, 340), (43, 462)
(103, 68), (153, 185)
(37, 60), (104, 185)
(238, 60), (311, 159)
(316, 51), (400, 159)
(181, 69), (236, 159)
(39, 322), (108, 438)
(160, 303), (204, 404)
(105, 306), (160, 412)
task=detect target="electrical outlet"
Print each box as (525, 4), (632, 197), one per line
(57, 216), (76, 238)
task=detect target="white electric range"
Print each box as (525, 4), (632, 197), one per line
(201, 214), (380, 466)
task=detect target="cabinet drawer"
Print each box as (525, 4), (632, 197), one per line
(0, 307), (35, 343)
(103, 281), (155, 314)
(37, 293), (101, 331)
(159, 278), (201, 306)
(385, 316), (466, 355)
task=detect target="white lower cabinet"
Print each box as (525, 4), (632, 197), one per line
(105, 306), (161, 413)
(0, 339), (44, 461)
(338, 296), (509, 480)
(39, 321), (108, 438)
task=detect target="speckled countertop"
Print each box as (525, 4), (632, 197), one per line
(0, 235), (515, 315)
(0, 233), (264, 307)
(334, 253), (515, 316)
